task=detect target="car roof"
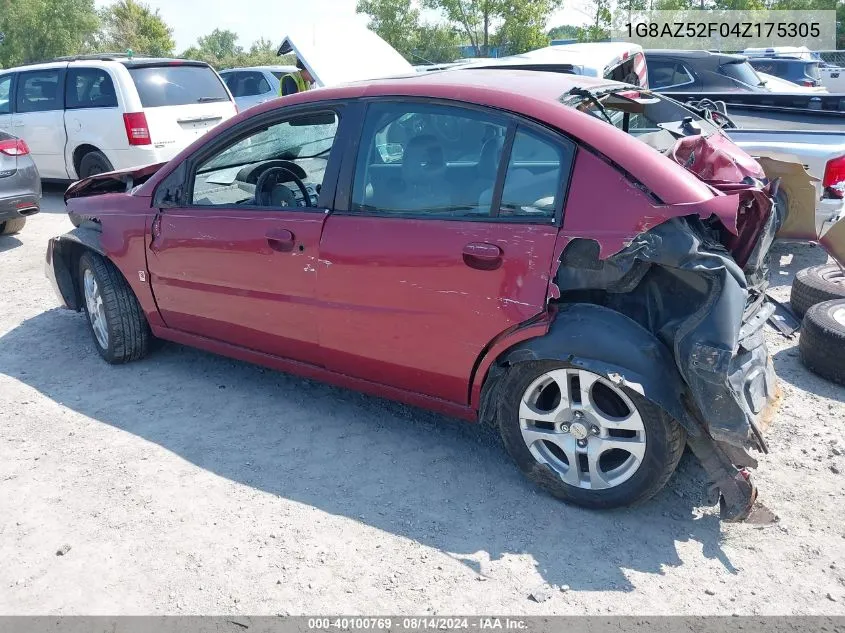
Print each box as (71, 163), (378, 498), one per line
(0, 56), (211, 73)
(221, 66), (298, 73)
(645, 49), (747, 63)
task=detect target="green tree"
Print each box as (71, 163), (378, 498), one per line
(412, 23), (462, 63)
(0, 0), (99, 67)
(496, 0), (564, 54)
(196, 28), (242, 60)
(421, 0), (504, 56)
(547, 24), (581, 39)
(181, 31), (293, 69)
(98, 0), (175, 57)
(356, 0), (421, 58)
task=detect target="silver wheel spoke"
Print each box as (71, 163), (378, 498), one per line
(519, 368), (570, 424)
(518, 367), (648, 492)
(84, 268), (109, 349)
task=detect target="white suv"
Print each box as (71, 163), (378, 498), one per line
(0, 55), (237, 180)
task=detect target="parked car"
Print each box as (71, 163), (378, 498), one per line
(645, 50), (769, 92)
(0, 130), (40, 234)
(220, 65), (297, 111)
(746, 57), (824, 89)
(463, 42), (649, 87)
(47, 69), (845, 518)
(0, 54), (237, 181)
(743, 46), (845, 92)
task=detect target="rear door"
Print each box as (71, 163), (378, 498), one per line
(147, 105), (346, 363)
(13, 67), (68, 178)
(127, 62), (237, 148)
(64, 66), (123, 175)
(317, 100), (575, 404)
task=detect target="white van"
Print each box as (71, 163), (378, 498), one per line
(0, 55), (237, 180)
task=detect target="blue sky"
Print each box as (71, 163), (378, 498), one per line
(95, 0), (578, 52)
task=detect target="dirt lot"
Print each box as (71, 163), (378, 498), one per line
(1, 188), (844, 615)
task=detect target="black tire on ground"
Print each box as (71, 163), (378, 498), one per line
(799, 299), (845, 386)
(77, 251), (151, 364)
(495, 360), (686, 510)
(78, 150), (114, 179)
(0, 217), (26, 235)
(790, 264), (845, 318)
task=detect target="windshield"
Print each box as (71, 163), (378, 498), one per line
(561, 88), (719, 151)
(128, 64), (230, 108)
(719, 61), (764, 87)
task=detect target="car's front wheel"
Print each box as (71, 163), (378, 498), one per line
(496, 361), (685, 509)
(78, 251), (151, 364)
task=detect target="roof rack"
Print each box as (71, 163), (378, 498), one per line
(14, 53), (153, 67)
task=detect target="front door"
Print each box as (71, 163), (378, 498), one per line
(147, 107), (345, 363)
(317, 101), (576, 403)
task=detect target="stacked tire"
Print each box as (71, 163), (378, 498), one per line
(791, 264), (845, 386)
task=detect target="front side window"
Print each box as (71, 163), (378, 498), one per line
(648, 60), (694, 89)
(191, 110), (339, 208)
(0, 75), (12, 114)
(351, 102), (509, 217)
(16, 70), (62, 113)
(66, 68), (118, 109)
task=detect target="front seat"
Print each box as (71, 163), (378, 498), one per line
(395, 134), (451, 212)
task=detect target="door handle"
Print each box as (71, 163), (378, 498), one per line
(266, 228), (295, 252)
(462, 242), (502, 270)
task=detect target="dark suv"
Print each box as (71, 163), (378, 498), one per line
(645, 50), (768, 92)
(747, 57), (822, 88)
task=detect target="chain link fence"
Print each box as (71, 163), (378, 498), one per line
(818, 50), (845, 67)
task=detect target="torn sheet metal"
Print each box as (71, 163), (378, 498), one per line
(555, 216), (777, 449)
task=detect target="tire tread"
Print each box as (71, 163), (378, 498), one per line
(79, 251), (150, 364)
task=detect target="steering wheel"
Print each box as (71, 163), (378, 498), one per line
(254, 166), (312, 207)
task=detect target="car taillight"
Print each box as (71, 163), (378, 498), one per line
(823, 155), (845, 199)
(123, 112), (151, 146)
(0, 139), (30, 156)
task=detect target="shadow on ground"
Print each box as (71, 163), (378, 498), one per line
(767, 241), (830, 290)
(0, 308), (739, 592)
(0, 235), (23, 252)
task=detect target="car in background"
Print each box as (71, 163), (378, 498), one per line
(0, 54), (237, 181)
(746, 57), (824, 89)
(743, 46), (845, 92)
(48, 69), (844, 519)
(754, 70), (827, 93)
(463, 42), (648, 87)
(0, 131), (40, 235)
(220, 65), (297, 111)
(645, 50), (769, 92)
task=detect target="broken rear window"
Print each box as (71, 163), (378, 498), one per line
(561, 88), (720, 151)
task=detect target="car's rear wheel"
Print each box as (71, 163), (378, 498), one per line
(78, 251), (151, 364)
(496, 361), (685, 509)
(0, 217), (26, 235)
(78, 150), (114, 179)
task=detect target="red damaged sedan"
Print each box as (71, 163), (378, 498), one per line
(46, 69), (823, 518)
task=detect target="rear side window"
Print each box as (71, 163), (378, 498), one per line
(719, 61), (762, 88)
(128, 64), (230, 108)
(0, 75), (12, 114)
(500, 128), (572, 218)
(66, 68), (118, 109)
(223, 71), (271, 97)
(16, 70), (63, 113)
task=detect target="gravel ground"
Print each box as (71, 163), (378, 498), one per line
(1, 188), (844, 615)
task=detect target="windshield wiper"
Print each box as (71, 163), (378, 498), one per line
(197, 97), (227, 103)
(568, 87), (613, 125)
